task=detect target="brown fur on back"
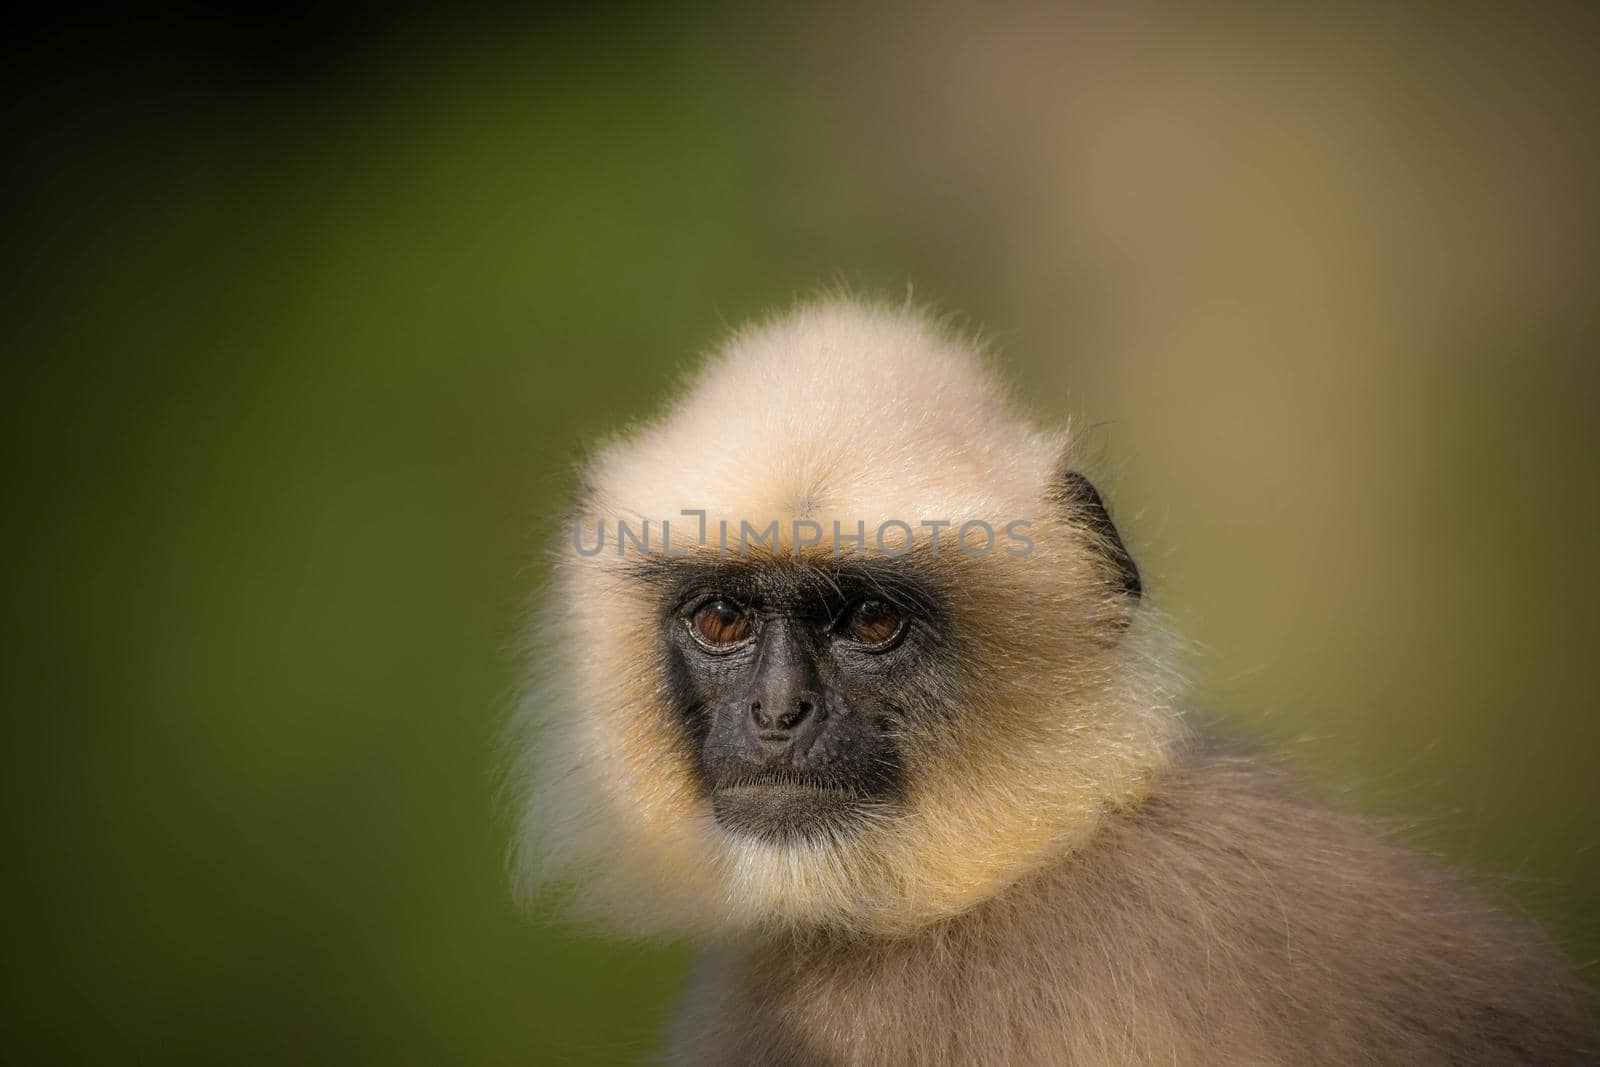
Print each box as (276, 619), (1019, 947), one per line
(667, 738), (1597, 1065)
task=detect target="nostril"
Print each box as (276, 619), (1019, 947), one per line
(776, 700), (813, 731)
(749, 701), (773, 730)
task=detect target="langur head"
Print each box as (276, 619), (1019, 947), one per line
(510, 299), (1180, 939)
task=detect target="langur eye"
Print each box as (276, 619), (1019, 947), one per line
(841, 599), (905, 648)
(690, 599), (754, 648)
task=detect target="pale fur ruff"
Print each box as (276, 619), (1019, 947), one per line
(508, 300), (1183, 938)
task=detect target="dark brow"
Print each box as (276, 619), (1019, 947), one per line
(623, 554), (949, 621)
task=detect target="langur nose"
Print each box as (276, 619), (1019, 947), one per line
(748, 697), (817, 740)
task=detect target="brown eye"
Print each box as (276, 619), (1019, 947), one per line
(690, 599), (753, 648)
(843, 599), (904, 648)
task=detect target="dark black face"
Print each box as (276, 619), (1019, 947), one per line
(649, 558), (955, 844)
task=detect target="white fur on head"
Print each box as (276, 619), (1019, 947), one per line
(508, 298), (1184, 939)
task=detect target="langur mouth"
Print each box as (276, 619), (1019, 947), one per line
(711, 780), (873, 842)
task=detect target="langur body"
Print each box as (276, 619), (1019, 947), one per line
(510, 300), (1595, 1064)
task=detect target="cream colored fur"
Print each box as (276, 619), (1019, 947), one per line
(510, 300), (1179, 938)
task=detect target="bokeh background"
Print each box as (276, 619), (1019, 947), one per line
(5, 5), (1598, 1063)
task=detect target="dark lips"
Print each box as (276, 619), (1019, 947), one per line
(711, 781), (868, 842)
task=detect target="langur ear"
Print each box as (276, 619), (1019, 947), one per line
(1049, 467), (1142, 603)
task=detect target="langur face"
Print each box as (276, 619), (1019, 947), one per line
(649, 557), (958, 843)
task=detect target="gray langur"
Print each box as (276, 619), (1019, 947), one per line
(507, 299), (1596, 1064)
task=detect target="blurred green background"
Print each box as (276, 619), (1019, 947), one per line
(5, 6), (1598, 1063)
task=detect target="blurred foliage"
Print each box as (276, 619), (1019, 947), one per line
(4, 6), (1597, 1063)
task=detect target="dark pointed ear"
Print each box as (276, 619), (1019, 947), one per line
(1049, 468), (1142, 602)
